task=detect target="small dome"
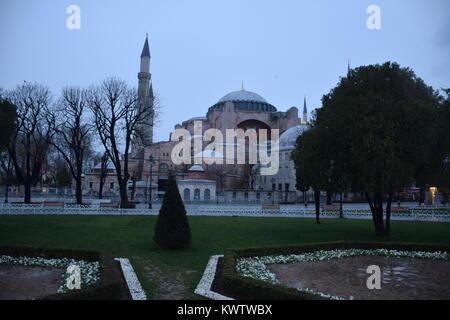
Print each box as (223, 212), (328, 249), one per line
(219, 90), (267, 103)
(188, 116), (207, 121)
(279, 125), (309, 150)
(188, 165), (205, 172)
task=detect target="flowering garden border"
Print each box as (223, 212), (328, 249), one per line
(221, 242), (450, 300)
(0, 254), (100, 293)
(194, 254), (234, 300)
(0, 245), (131, 300)
(115, 258), (147, 300)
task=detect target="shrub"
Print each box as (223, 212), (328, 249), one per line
(153, 173), (191, 249)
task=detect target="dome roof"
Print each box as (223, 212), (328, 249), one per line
(188, 116), (207, 121)
(188, 165), (205, 172)
(279, 125), (309, 150)
(210, 88), (277, 113)
(219, 90), (267, 103)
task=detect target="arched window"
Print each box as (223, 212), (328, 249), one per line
(204, 189), (210, 201)
(194, 189), (201, 201)
(183, 188), (190, 201)
(159, 163), (169, 174)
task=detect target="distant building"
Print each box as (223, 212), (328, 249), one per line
(83, 36), (312, 203)
(178, 165), (216, 202)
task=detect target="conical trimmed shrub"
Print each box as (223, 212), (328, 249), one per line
(153, 173), (191, 249)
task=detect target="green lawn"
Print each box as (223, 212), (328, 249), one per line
(0, 215), (449, 299)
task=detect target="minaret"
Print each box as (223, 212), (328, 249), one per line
(303, 97), (308, 124)
(133, 34), (154, 155)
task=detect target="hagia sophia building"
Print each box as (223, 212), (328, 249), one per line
(82, 36), (311, 203)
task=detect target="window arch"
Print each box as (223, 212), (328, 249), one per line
(183, 188), (190, 201)
(204, 189), (211, 201)
(194, 189), (201, 201)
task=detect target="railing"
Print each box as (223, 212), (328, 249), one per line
(0, 203), (449, 222)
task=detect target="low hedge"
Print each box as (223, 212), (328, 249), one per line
(0, 245), (131, 300)
(222, 241), (450, 300)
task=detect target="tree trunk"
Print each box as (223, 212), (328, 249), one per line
(365, 192), (385, 237)
(98, 182), (104, 199)
(326, 190), (332, 205)
(419, 186), (426, 206)
(130, 179), (136, 201)
(119, 180), (129, 208)
(24, 183), (31, 203)
(4, 184), (9, 203)
(75, 178), (83, 205)
(385, 193), (393, 237)
(314, 189), (320, 224)
(303, 191), (308, 207)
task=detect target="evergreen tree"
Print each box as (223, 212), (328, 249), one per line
(154, 173), (191, 249)
(315, 62), (440, 236)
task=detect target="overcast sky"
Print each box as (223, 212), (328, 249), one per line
(1, 0), (449, 142)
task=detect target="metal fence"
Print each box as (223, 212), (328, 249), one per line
(0, 203), (449, 222)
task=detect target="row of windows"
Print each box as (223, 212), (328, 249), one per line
(272, 183), (290, 191)
(232, 192), (284, 200)
(183, 188), (211, 201)
(211, 101), (277, 113)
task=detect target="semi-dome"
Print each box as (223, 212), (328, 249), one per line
(279, 125), (309, 150)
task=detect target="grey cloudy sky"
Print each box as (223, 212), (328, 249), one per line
(1, 0), (449, 142)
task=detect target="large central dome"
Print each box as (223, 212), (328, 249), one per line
(219, 90), (267, 104)
(210, 86), (277, 113)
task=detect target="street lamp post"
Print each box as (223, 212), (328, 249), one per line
(148, 156), (155, 209)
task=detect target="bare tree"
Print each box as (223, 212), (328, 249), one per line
(5, 83), (53, 203)
(87, 78), (143, 207)
(97, 151), (109, 199)
(50, 87), (93, 204)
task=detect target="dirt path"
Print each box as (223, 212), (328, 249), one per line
(268, 256), (450, 300)
(0, 265), (64, 300)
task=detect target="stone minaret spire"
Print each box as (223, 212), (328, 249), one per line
(303, 97), (308, 124)
(133, 34), (154, 155)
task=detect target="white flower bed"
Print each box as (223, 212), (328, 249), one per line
(236, 249), (449, 300)
(115, 258), (147, 300)
(0, 255), (100, 293)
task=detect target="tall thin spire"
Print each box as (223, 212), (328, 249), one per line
(133, 35), (154, 155)
(303, 97), (308, 124)
(141, 34), (150, 58)
(240, 81), (245, 91)
(347, 59), (351, 76)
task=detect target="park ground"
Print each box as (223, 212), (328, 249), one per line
(0, 215), (449, 299)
